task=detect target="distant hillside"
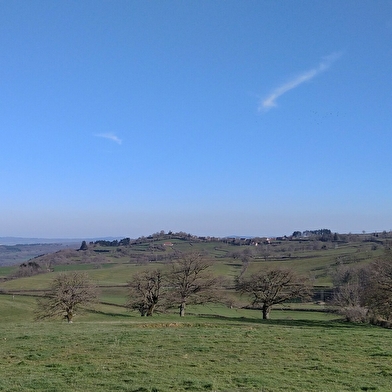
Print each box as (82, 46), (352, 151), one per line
(0, 237), (120, 246)
(1, 230), (391, 313)
(0, 243), (80, 266)
(1, 230), (391, 271)
(0, 237), (123, 266)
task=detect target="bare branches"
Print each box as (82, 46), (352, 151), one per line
(36, 272), (98, 323)
(166, 252), (222, 316)
(127, 269), (164, 316)
(331, 250), (392, 323)
(236, 267), (312, 319)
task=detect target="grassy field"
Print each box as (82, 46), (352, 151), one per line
(1, 301), (392, 392)
(1, 235), (391, 391)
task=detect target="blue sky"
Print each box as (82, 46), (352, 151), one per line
(1, 0), (391, 238)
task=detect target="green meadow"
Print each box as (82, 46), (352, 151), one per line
(1, 295), (392, 391)
(1, 235), (391, 391)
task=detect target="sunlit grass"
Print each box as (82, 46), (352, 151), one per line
(1, 292), (391, 391)
(1, 237), (389, 390)
(1, 312), (391, 391)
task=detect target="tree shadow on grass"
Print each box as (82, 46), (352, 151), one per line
(197, 313), (370, 330)
(87, 309), (133, 318)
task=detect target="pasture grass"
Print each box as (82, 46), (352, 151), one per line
(1, 237), (384, 293)
(1, 239), (390, 390)
(0, 266), (17, 276)
(1, 296), (392, 391)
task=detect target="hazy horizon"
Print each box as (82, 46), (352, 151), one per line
(1, 226), (391, 247)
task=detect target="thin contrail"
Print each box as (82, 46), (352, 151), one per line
(259, 52), (341, 111)
(95, 133), (122, 145)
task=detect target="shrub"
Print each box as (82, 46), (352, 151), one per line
(338, 306), (368, 323)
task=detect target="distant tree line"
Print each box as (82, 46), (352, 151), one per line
(88, 229), (392, 251)
(292, 229), (334, 241)
(13, 261), (43, 278)
(93, 238), (131, 247)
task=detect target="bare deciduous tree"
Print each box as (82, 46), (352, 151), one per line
(36, 272), (98, 323)
(331, 251), (392, 324)
(167, 252), (221, 317)
(331, 265), (369, 322)
(236, 267), (312, 319)
(365, 255), (392, 322)
(127, 269), (163, 316)
(14, 261), (42, 278)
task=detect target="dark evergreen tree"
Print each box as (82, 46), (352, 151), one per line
(79, 241), (88, 251)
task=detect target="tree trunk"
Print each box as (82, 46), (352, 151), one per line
(147, 303), (156, 317)
(66, 311), (73, 323)
(262, 305), (270, 320)
(179, 302), (186, 317)
(139, 304), (146, 316)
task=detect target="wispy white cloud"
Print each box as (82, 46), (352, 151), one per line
(95, 133), (122, 145)
(259, 52), (342, 111)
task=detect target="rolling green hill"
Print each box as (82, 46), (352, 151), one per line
(1, 231), (392, 391)
(1, 230), (390, 306)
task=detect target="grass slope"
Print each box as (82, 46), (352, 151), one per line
(1, 235), (391, 391)
(1, 281), (391, 392)
(1, 310), (391, 392)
